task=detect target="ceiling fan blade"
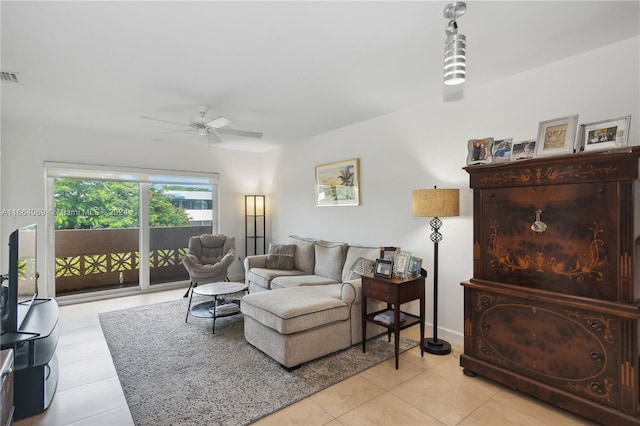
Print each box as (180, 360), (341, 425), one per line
(141, 116), (189, 128)
(206, 116), (233, 129)
(216, 127), (263, 138)
(208, 131), (222, 147)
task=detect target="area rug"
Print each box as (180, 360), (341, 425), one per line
(99, 297), (418, 426)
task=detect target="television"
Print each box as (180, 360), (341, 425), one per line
(1, 224), (39, 334)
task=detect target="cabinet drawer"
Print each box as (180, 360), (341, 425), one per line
(470, 289), (627, 410)
(363, 279), (392, 303)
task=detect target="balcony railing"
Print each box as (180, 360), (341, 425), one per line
(54, 225), (210, 296)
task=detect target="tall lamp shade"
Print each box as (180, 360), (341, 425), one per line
(412, 187), (459, 355)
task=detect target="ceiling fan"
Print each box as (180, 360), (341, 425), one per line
(142, 106), (263, 147)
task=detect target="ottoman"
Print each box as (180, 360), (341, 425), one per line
(241, 286), (352, 368)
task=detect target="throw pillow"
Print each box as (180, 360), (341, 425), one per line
(348, 257), (375, 280)
(266, 244), (296, 270)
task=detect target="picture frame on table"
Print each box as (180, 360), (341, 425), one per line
(373, 259), (393, 279)
(407, 256), (423, 276)
(512, 139), (536, 160)
(535, 114), (579, 157)
(380, 246), (400, 262)
(466, 137), (494, 165)
(577, 115), (631, 152)
(315, 158), (360, 207)
(394, 251), (411, 278)
(492, 138), (513, 163)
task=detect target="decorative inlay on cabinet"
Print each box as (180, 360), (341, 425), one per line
(462, 147), (640, 425)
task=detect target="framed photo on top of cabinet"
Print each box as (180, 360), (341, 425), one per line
(535, 114), (579, 157)
(577, 115), (631, 152)
(373, 259), (393, 279)
(492, 138), (513, 163)
(512, 139), (536, 160)
(315, 158), (360, 207)
(394, 251), (411, 278)
(466, 137), (494, 165)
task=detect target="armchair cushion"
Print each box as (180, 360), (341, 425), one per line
(182, 234), (236, 282)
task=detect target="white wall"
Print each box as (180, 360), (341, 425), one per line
(263, 36), (640, 345)
(0, 122), (264, 289)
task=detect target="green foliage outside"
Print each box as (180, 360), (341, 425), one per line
(53, 178), (192, 229)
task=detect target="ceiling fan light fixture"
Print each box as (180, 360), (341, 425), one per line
(443, 2), (467, 86)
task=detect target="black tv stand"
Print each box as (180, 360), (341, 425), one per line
(1, 298), (59, 420)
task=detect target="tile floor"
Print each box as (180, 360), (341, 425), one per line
(13, 288), (597, 426)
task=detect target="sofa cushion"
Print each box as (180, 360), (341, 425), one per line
(247, 268), (306, 290)
(346, 256), (375, 281)
(314, 240), (348, 281)
(241, 287), (349, 335)
(286, 235), (317, 274)
(266, 244), (296, 270)
(271, 274), (340, 290)
(341, 245), (380, 282)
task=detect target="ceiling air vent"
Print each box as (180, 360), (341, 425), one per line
(1, 71), (20, 84)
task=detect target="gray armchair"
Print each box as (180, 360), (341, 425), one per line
(182, 234), (236, 297)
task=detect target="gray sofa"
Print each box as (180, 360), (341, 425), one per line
(240, 235), (385, 368)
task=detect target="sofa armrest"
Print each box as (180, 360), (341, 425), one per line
(244, 255), (268, 271)
(340, 278), (361, 305)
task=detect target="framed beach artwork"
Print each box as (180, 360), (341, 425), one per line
(315, 158), (360, 207)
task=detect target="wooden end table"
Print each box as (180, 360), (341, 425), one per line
(361, 272), (425, 369)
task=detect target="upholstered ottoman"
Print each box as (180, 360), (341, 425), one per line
(241, 286), (352, 368)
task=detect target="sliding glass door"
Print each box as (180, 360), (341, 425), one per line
(46, 164), (219, 300)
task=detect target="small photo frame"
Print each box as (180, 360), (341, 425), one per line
(492, 138), (513, 163)
(394, 251), (411, 278)
(466, 137), (494, 165)
(374, 259), (393, 279)
(577, 115), (631, 152)
(407, 256), (423, 276)
(511, 139), (536, 160)
(379, 246), (400, 262)
(535, 114), (579, 157)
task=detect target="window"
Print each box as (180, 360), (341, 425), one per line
(45, 163), (219, 300)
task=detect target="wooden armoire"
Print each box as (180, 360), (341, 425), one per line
(461, 147), (640, 425)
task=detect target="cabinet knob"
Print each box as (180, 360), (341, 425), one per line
(481, 322), (490, 331)
(590, 382), (604, 394)
(590, 351), (604, 362)
(590, 321), (603, 332)
(481, 345), (490, 355)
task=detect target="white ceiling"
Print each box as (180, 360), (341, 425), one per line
(2, 1), (639, 152)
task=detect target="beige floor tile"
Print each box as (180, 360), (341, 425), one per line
(56, 353), (117, 392)
(57, 324), (105, 348)
(391, 369), (498, 425)
(31, 376), (127, 425)
(252, 398), (335, 426)
(358, 355), (426, 390)
(66, 405), (134, 426)
(336, 392), (443, 425)
(310, 375), (386, 418)
(400, 345), (453, 370)
(54, 337), (112, 366)
(491, 388), (596, 426)
(457, 398), (547, 425)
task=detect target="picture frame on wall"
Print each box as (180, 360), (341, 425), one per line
(373, 259), (393, 279)
(407, 256), (423, 276)
(511, 139), (537, 160)
(315, 158), (360, 207)
(535, 114), (579, 157)
(492, 138), (513, 163)
(466, 137), (494, 165)
(577, 115), (631, 152)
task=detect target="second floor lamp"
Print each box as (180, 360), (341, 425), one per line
(412, 186), (460, 355)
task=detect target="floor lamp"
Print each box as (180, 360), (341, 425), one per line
(412, 187), (460, 355)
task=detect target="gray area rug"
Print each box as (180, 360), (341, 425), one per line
(99, 296), (418, 426)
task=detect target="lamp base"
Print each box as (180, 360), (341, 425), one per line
(422, 337), (452, 355)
